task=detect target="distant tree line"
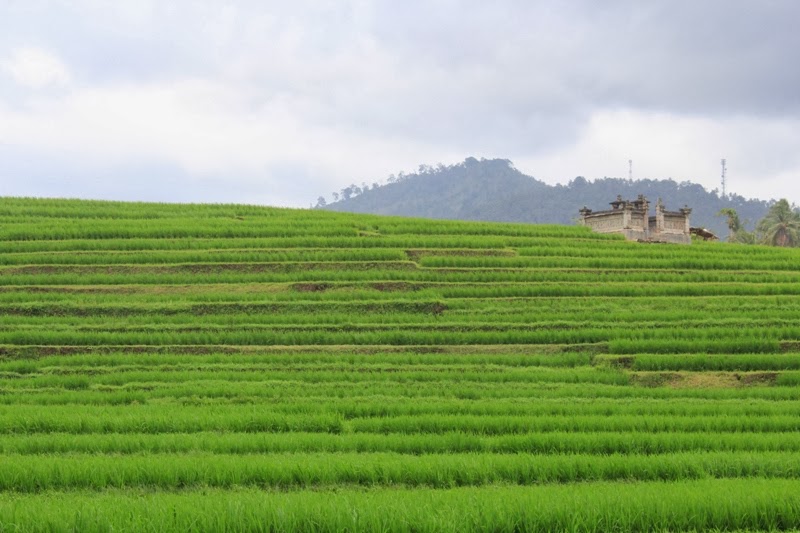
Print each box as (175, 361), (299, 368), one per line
(315, 162), (463, 208)
(316, 157), (775, 239)
(718, 200), (800, 247)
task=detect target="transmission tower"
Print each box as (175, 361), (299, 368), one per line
(721, 159), (727, 198)
(628, 160), (633, 181)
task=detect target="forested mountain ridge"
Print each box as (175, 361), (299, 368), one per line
(318, 157), (772, 238)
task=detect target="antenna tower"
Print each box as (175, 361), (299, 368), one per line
(721, 158), (727, 198)
(628, 159), (633, 181)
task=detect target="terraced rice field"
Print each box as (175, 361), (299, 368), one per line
(2, 197), (800, 531)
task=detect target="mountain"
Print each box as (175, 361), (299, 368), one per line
(318, 157), (772, 238)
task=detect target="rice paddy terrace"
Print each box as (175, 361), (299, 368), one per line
(3, 197), (800, 531)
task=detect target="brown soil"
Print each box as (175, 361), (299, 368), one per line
(631, 371), (780, 388)
(290, 283), (332, 292)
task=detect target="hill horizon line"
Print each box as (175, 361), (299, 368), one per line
(318, 157), (776, 238)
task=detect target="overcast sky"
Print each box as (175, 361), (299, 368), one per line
(1, 1), (798, 206)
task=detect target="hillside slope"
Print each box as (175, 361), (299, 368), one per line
(2, 197), (800, 531)
(321, 157), (771, 238)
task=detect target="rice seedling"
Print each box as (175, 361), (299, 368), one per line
(2, 197), (799, 531)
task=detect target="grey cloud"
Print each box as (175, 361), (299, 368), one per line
(1, 1), (798, 205)
(573, 1), (800, 116)
(247, 0), (800, 153)
(7, 2), (796, 136)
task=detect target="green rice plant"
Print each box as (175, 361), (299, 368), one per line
(348, 413), (800, 434)
(609, 338), (782, 354)
(0, 365), (629, 389)
(0, 350), (594, 371)
(600, 353), (800, 371)
(1, 451), (799, 491)
(0, 248), (410, 265)
(0, 405), (344, 434)
(5, 196), (800, 531)
(5, 378), (800, 407)
(5, 430), (800, 456)
(0, 479), (799, 532)
(775, 371), (800, 386)
(420, 254), (800, 271)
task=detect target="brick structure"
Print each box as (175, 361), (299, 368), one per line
(578, 195), (692, 244)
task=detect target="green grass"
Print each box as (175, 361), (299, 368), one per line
(1, 196), (799, 531)
(2, 480), (800, 532)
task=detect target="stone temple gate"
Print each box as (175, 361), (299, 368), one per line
(578, 195), (692, 244)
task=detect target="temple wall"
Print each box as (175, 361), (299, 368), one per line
(579, 197), (692, 245)
(651, 232), (692, 244)
(630, 211), (648, 231)
(662, 214), (687, 233)
(621, 229), (650, 241)
(584, 212), (624, 233)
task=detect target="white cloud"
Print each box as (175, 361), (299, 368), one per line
(0, 48), (71, 89)
(512, 109), (800, 202)
(0, 77), (458, 205)
(3, 78), (800, 206)
(1, 2), (799, 206)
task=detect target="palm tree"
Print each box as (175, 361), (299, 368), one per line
(716, 208), (741, 241)
(735, 229), (756, 245)
(756, 199), (800, 247)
